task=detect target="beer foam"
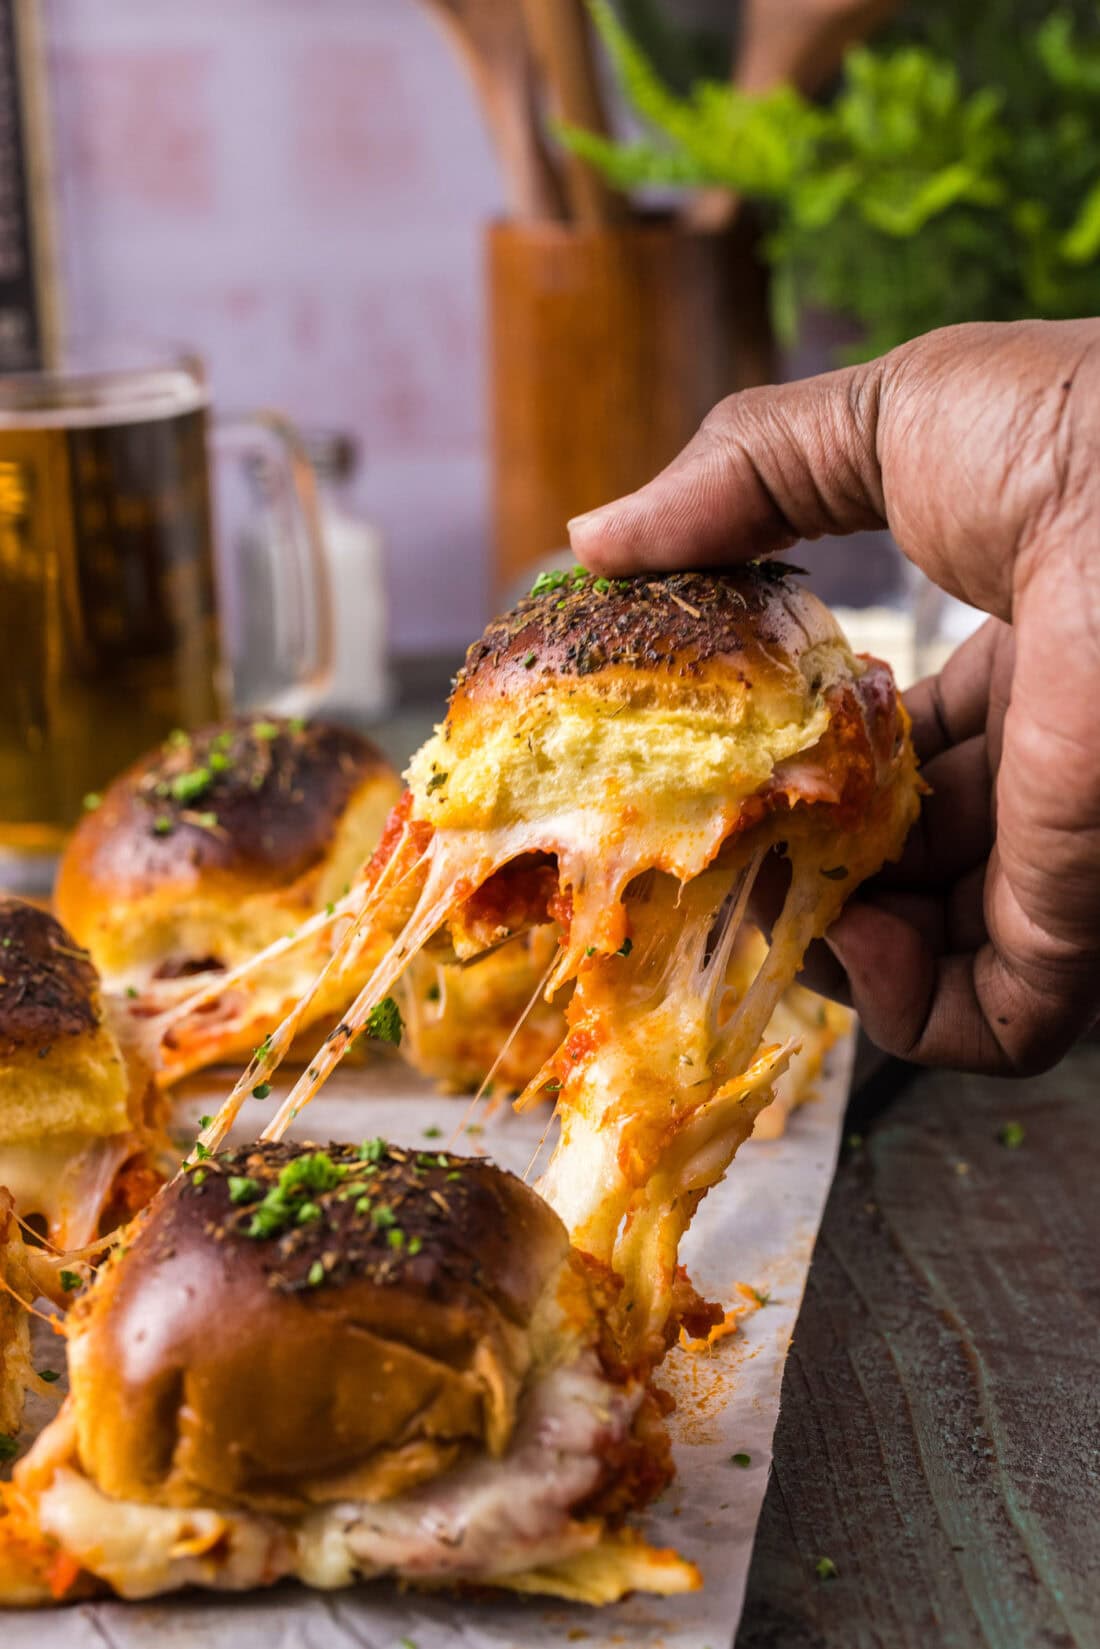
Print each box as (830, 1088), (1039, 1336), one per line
(0, 368), (207, 429)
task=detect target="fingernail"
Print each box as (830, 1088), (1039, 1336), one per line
(567, 509), (603, 536)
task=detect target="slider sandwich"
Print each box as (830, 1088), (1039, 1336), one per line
(208, 565), (923, 1364)
(1, 1139), (694, 1604)
(0, 898), (165, 1248)
(55, 718), (402, 1087)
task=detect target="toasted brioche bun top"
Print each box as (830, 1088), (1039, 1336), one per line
(56, 717), (401, 981)
(0, 898), (99, 1055)
(406, 567), (894, 846)
(404, 567), (911, 908)
(67, 1140), (586, 1515)
(0, 898), (129, 1143)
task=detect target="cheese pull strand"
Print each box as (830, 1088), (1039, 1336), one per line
(195, 826), (423, 1156)
(193, 792), (897, 1362)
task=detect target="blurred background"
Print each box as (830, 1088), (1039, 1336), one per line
(3, 0), (1100, 883)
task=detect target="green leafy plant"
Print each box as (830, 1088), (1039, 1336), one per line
(564, 2), (1100, 357)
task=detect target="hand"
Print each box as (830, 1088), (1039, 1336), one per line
(569, 320), (1100, 1074)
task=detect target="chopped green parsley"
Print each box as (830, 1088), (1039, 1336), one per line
(228, 1176), (262, 1205)
(242, 1151), (348, 1240)
(365, 996), (404, 1046)
(170, 767), (212, 804)
(529, 568), (569, 597)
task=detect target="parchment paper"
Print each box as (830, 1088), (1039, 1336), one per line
(5, 1033), (853, 1649)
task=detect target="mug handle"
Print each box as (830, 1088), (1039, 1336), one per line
(211, 411), (333, 716)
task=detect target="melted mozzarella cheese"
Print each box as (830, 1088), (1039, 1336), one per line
(297, 1353), (639, 1586)
(197, 696), (917, 1361)
(0, 1134), (137, 1249)
(37, 1469), (287, 1599)
(0, 1196), (36, 1436)
(29, 1353), (693, 1604)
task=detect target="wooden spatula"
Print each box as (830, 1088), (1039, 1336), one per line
(419, 0), (567, 221)
(521, 0), (626, 226)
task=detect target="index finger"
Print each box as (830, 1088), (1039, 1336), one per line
(568, 366), (887, 574)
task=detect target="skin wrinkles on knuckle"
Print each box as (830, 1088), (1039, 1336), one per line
(877, 326), (1065, 613)
(985, 864), (1100, 991)
(1016, 334), (1100, 574)
(974, 947), (1088, 1075)
(757, 406), (861, 538)
(686, 402), (801, 546)
(890, 957), (982, 1071)
(1003, 707), (1100, 831)
(844, 355), (887, 512)
(992, 853), (1100, 959)
(924, 672), (955, 763)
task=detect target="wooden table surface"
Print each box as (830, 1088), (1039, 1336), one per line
(736, 1044), (1100, 1649)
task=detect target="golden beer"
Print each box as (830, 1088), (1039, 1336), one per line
(0, 351), (226, 870)
(0, 347), (333, 891)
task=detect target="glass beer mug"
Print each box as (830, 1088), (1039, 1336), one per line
(0, 342), (331, 892)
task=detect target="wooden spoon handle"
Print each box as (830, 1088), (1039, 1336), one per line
(419, 0), (566, 220)
(521, 0), (626, 226)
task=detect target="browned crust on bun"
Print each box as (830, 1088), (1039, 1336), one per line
(0, 898), (100, 1055)
(68, 1141), (575, 1512)
(57, 717), (392, 906)
(452, 564), (831, 707)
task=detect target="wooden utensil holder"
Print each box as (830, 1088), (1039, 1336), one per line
(488, 216), (773, 594)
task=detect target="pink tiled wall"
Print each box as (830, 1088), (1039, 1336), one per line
(42, 0), (736, 653)
(44, 0), (506, 652)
